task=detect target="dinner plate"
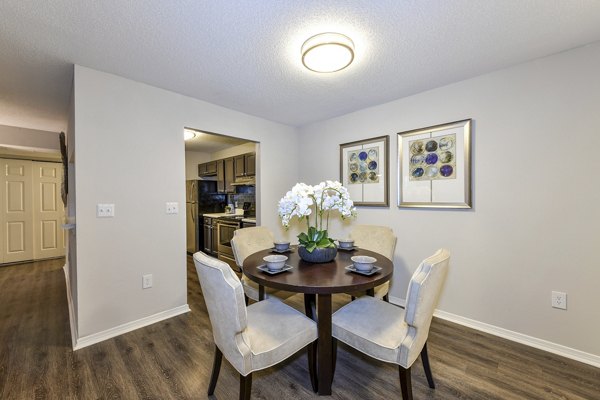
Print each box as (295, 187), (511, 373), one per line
(270, 247), (293, 254)
(344, 264), (382, 276)
(257, 264), (293, 275)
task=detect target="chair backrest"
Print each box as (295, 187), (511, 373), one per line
(231, 226), (275, 269)
(400, 248), (450, 366)
(350, 224), (397, 261)
(193, 251), (252, 373)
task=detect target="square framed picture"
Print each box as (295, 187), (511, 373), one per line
(340, 135), (389, 207)
(397, 119), (472, 208)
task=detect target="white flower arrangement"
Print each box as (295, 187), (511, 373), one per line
(278, 181), (357, 252)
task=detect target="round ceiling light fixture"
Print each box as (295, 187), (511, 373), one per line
(301, 32), (355, 73)
(184, 128), (197, 141)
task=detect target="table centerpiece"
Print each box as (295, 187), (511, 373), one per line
(278, 181), (356, 263)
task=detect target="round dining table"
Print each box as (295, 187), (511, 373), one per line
(243, 245), (393, 395)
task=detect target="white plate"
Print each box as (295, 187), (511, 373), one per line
(257, 264), (293, 275)
(345, 264), (382, 276)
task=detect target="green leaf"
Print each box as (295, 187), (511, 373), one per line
(297, 232), (309, 243)
(317, 237), (332, 247)
(306, 242), (317, 252)
(314, 230), (324, 243)
(307, 226), (317, 240)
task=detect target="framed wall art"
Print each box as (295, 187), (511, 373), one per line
(397, 119), (472, 208)
(340, 135), (389, 207)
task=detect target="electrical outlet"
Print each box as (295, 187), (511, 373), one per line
(97, 203), (115, 218)
(166, 202), (179, 214)
(551, 291), (567, 310)
(142, 274), (153, 289)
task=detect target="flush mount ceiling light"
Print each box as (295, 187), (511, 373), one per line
(184, 128), (197, 141)
(301, 32), (355, 73)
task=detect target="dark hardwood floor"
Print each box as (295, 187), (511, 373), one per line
(0, 256), (598, 399)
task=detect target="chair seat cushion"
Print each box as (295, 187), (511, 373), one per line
(246, 298), (318, 372)
(241, 275), (295, 301)
(332, 296), (408, 365)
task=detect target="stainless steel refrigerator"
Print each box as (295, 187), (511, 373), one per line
(186, 180), (224, 254)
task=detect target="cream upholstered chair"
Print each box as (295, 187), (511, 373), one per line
(193, 251), (318, 399)
(231, 226), (295, 303)
(348, 224), (397, 301)
(332, 249), (450, 400)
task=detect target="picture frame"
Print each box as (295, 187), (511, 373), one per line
(340, 135), (389, 207)
(397, 119), (472, 208)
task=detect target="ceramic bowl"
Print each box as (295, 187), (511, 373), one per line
(351, 255), (376, 271)
(273, 241), (291, 251)
(263, 254), (288, 271)
(338, 239), (354, 249)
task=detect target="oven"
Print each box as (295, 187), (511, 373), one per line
(216, 217), (242, 270)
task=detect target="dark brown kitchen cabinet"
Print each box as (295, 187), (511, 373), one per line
(245, 153), (256, 176)
(224, 157), (235, 192)
(234, 152), (256, 178)
(198, 161), (217, 176)
(216, 160), (225, 192)
(216, 158), (235, 193)
(224, 157), (235, 193)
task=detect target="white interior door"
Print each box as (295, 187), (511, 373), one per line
(32, 162), (65, 259)
(1, 159), (34, 263)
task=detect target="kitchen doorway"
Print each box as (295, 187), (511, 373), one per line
(183, 128), (259, 264)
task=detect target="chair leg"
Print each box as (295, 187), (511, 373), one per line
(239, 373), (252, 400)
(307, 341), (318, 392)
(383, 293), (389, 302)
(244, 294), (249, 306)
(207, 345), (222, 395)
(421, 342), (435, 389)
(398, 366), (413, 400)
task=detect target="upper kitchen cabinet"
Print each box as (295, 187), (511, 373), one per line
(216, 158), (235, 193)
(198, 160), (218, 176)
(216, 159), (225, 192)
(234, 152), (256, 178)
(224, 157), (235, 193)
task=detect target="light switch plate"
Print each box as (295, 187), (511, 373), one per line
(142, 274), (153, 289)
(97, 203), (115, 218)
(166, 202), (179, 214)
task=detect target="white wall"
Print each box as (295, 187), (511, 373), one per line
(184, 150), (211, 180)
(0, 124), (60, 151)
(298, 43), (600, 358)
(72, 66), (299, 341)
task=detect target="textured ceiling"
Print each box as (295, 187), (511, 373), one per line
(1, 1), (600, 133)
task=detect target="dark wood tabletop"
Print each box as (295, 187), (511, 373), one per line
(242, 246), (393, 295)
(242, 245), (393, 396)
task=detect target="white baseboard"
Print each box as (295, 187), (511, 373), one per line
(388, 295), (600, 369)
(62, 263), (78, 349)
(73, 304), (191, 350)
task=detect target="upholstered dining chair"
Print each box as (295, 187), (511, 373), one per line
(348, 224), (397, 301)
(231, 226), (295, 303)
(332, 248), (450, 400)
(193, 251), (318, 400)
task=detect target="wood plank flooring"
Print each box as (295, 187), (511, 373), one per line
(0, 256), (598, 399)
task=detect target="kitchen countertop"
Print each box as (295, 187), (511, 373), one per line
(202, 212), (256, 224)
(202, 212), (235, 218)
